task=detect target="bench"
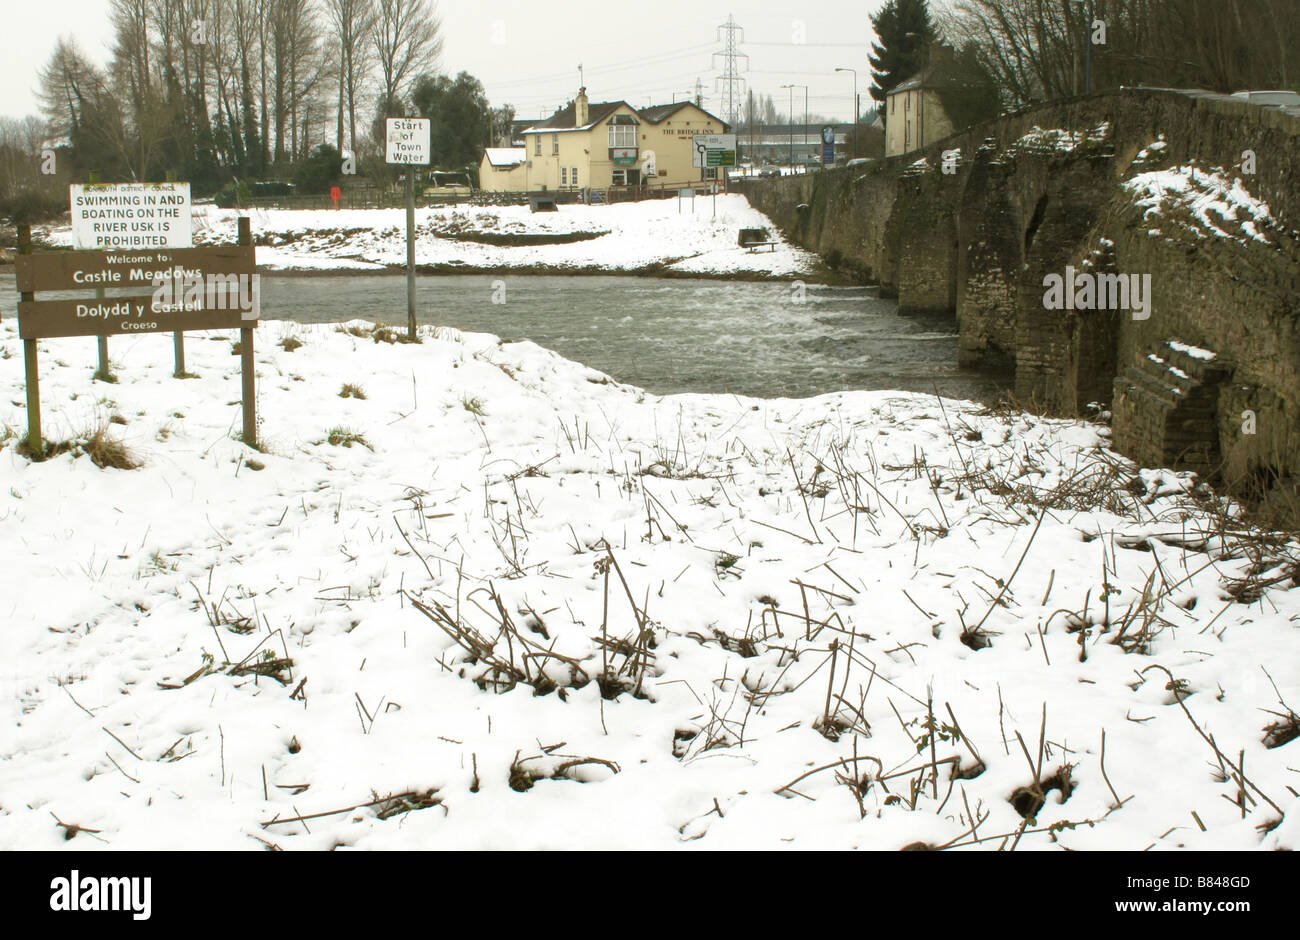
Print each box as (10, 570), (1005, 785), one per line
(737, 227), (778, 253)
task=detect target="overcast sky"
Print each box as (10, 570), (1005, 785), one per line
(0, 0), (884, 124)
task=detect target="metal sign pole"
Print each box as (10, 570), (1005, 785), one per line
(238, 217), (257, 447)
(386, 118), (429, 342)
(406, 171), (416, 339)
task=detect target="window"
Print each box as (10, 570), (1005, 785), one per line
(607, 114), (637, 149)
(905, 94), (911, 112)
(571, 167), (578, 187)
(534, 135), (541, 156)
(561, 166), (567, 185)
(612, 169), (626, 185)
(891, 95), (895, 115)
(552, 134), (559, 155)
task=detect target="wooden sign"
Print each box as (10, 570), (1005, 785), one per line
(13, 217), (259, 458)
(15, 245), (254, 293)
(16, 245), (258, 340)
(17, 296), (251, 340)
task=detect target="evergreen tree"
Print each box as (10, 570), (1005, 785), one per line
(930, 44), (1002, 133)
(411, 71), (490, 169)
(868, 0), (937, 107)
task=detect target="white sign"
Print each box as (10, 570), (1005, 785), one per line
(386, 118), (432, 165)
(691, 134), (738, 168)
(70, 182), (192, 250)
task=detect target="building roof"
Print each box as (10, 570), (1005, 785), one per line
(640, 101), (730, 128)
(484, 147), (526, 167)
(890, 73), (925, 94)
(638, 102), (690, 123)
(885, 45), (964, 96)
(523, 98), (730, 134)
(524, 100), (632, 133)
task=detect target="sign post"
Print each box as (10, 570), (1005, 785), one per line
(70, 181), (194, 378)
(17, 224), (40, 457)
(385, 118), (432, 340)
(821, 126), (836, 166)
(238, 217), (257, 447)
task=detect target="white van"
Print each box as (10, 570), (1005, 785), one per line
(1231, 90), (1300, 109)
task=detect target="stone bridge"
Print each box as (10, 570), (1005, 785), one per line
(736, 89), (1300, 506)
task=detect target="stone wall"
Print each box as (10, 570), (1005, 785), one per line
(735, 88), (1300, 492)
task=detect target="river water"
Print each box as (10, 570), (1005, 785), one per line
(2, 273), (1010, 402)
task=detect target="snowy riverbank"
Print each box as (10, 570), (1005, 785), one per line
(1, 318), (1298, 850)
(33, 195), (819, 279)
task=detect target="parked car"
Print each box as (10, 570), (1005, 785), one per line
(758, 165), (781, 178)
(422, 171), (473, 198)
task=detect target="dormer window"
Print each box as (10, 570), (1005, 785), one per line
(608, 114), (637, 149)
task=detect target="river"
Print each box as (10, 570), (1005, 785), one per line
(2, 273), (1010, 402)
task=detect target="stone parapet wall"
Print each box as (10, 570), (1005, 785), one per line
(735, 89), (1300, 490)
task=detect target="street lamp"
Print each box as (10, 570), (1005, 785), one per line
(789, 84), (808, 164)
(835, 67), (858, 159)
(780, 83), (795, 167)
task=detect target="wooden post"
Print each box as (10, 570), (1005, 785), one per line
(173, 329), (186, 377)
(18, 224), (42, 457)
(238, 217), (256, 447)
(89, 168), (106, 386)
(95, 286), (110, 380)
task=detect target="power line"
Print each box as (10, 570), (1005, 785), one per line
(484, 43), (715, 89)
(745, 41), (867, 47)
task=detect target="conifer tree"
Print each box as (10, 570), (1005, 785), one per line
(868, 0), (937, 109)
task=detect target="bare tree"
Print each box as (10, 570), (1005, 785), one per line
(937, 0), (1297, 106)
(325, 0), (375, 155)
(370, 0), (442, 116)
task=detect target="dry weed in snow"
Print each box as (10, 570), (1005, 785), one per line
(1, 318), (1298, 850)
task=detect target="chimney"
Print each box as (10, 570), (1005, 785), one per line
(575, 87), (589, 127)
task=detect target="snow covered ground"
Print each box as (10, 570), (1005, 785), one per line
(37, 195), (818, 278)
(1, 317), (1297, 851)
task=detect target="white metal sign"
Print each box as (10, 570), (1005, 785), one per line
(691, 134), (738, 168)
(386, 118), (432, 165)
(70, 182), (193, 250)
